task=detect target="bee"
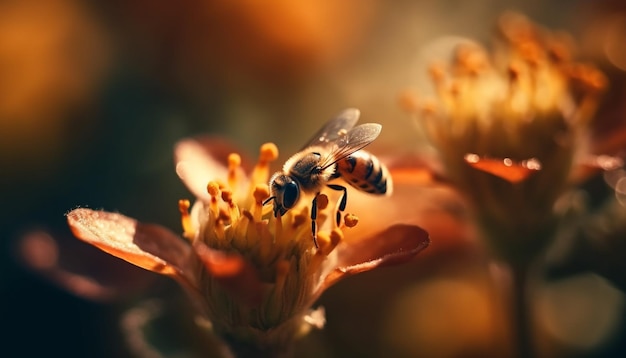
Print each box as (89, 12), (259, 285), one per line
(263, 108), (392, 247)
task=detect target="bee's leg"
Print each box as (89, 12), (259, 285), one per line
(311, 193), (320, 248)
(327, 184), (347, 226)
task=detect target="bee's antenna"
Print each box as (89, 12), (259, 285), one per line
(262, 196), (275, 206)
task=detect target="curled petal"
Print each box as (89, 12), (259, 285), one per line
(174, 136), (248, 201)
(19, 231), (118, 301)
(194, 242), (265, 306)
(67, 208), (195, 281)
(464, 153), (542, 183)
(321, 224), (430, 292)
(573, 154), (624, 183)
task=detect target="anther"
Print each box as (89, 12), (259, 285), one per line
(227, 153), (241, 192)
(207, 181), (221, 197)
(250, 143), (279, 188)
(253, 184), (270, 221)
(259, 143), (279, 163)
(178, 199), (195, 241)
(253, 185), (270, 206)
(207, 181), (222, 218)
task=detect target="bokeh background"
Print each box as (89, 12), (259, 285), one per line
(2, 0), (625, 357)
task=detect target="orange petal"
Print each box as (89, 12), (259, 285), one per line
(320, 224), (430, 292)
(193, 242), (265, 306)
(573, 154), (624, 183)
(464, 153), (541, 183)
(174, 136), (249, 201)
(66, 208), (195, 280)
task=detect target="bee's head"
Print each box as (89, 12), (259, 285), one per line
(265, 173), (300, 217)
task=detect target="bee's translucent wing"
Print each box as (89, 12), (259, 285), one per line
(318, 123), (382, 169)
(300, 108), (361, 150)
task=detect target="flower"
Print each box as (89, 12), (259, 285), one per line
(66, 133), (429, 356)
(401, 12), (612, 267)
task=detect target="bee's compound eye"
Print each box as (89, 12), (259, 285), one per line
(282, 181), (300, 209)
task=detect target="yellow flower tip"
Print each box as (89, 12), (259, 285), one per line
(253, 184), (270, 206)
(314, 231), (331, 255)
(343, 213), (359, 228)
(428, 63), (446, 85)
(498, 11), (534, 44)
(317, 229), (342, 256)
(316, 194), (329, 211)
(228, 153), (242, 168)
(178, 199), (190, 213)
(259, 142), (279, 164)
(329, 228), (343, 247)
(398, 89), (421, 114)
(178, 199), (195, 240)
(454, 44), (488, 76)
(207, 181), (222, 197)
(227, 153), (241, 190)
(519, 42), (543, 66)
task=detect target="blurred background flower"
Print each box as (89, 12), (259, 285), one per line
(2, 0), (626, 357)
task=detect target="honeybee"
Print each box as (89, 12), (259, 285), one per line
(263, 108), (392, 247)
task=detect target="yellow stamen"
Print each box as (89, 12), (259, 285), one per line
(178, 199), (195, 241)
(227, 153), (241, 193)
(258, 215), (276, 262)
(239, 209), (256, 248)
(306, 231), (330, 275)
(214, 208), (229, 243)
(327, 228), (343, 253)
(207, 181), (221, 218)
(260, 142), (279, 163)
(253, 185), (270, 222)
(306, 228), (342, 277)
(221, 188), (240, 225)
(207, 181), (221, 196)
(250, 142), (279, 187)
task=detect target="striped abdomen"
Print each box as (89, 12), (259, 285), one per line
(336, 150), (391, 195)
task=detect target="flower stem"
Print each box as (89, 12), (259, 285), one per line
(511, 264), (535, 358)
